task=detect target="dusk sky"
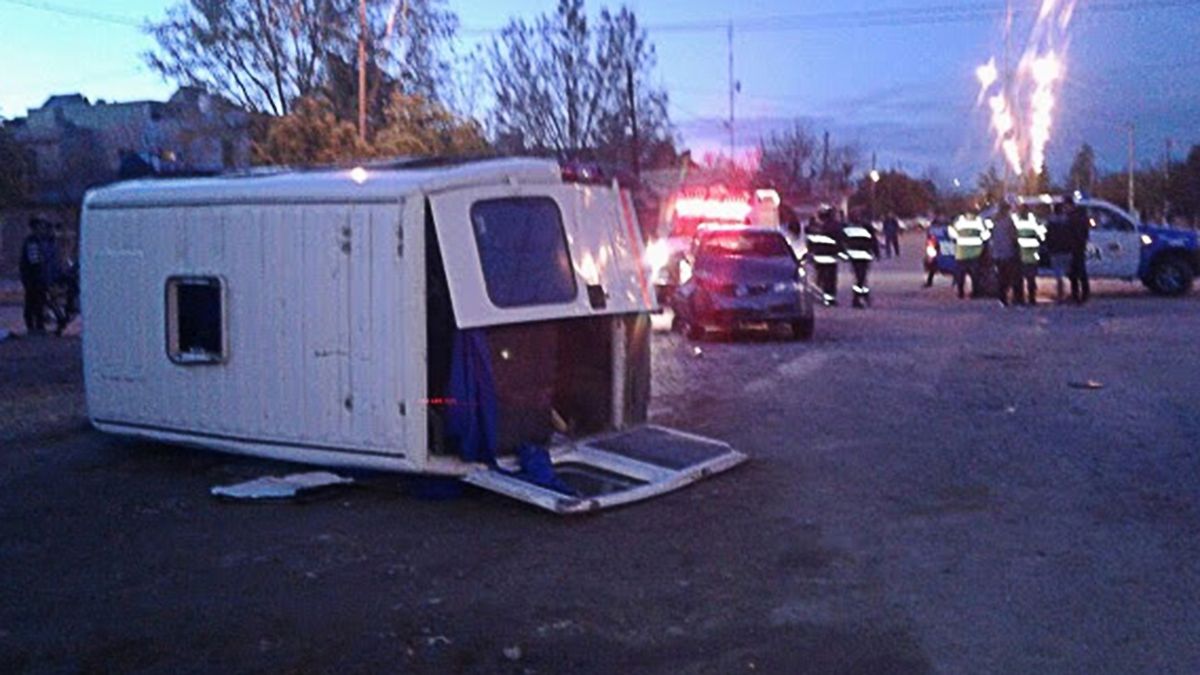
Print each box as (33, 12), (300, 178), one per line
(3, 0), (1199, 186)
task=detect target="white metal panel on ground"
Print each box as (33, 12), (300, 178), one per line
(82, 201), (410, 463)
(462, 425), (747, 514)
(428, 183), (654, 329)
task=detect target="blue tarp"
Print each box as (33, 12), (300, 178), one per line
(446, 329), (499, 465)
(512, 444), (578, 496)
(445, 329), (577, 497)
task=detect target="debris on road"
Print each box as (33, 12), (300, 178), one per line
(210, 471), (354, 501)
(1068, 380), (1105, 390)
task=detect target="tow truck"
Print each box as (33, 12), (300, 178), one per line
(926, 195), (1200, 296)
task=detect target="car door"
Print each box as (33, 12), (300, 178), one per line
(1086, 206), (1141, 279)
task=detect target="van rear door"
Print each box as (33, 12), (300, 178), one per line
(462, 426), (746, 514)
(427, 182), (654, 330)
(428, 184), (744, 513)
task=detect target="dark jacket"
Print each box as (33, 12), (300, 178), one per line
(19, 234), (44, 283)
(1044, 216), (1073, 255)
(1066, 207), (1090, 255)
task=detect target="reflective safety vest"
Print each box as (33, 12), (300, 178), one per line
(841, 225), (877, 262)
(1016, 216), (1045, 266)
(951, 217), (987, 261)
(806, 231), (842, 266)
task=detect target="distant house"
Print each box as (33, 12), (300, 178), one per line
(7, 87), (252, 204)
(1, 88), (252, 277)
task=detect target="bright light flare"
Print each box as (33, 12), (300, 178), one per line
(674, 197), (753, 222)
(349, 166), (369, 184)
(644, 239), (671, 278)
(578, 252), (600, 285)
(976, 59), (999, 90)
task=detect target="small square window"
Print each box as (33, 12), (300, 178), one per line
(166, 276), (226, 364)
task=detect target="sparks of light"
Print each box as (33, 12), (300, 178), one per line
(986, 92), (1022, 176)
(1038, 0), (1058, 21)
(976, 59), (999, 90)
(1028, 53), (1062, 175)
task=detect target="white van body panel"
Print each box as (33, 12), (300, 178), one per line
(83, 201), (415, 467)
(81, 159), (744, 511)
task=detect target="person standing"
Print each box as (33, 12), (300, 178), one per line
(19, 218), (49, 334)
(882, 213), (901, 259)
(950, 213), (987, 299)
(1043, 205), (1073, 303)
(842, 212), (879, 308)
(990, 202), (1022, 306)
(1015, 208), (1045, 305)
(806, 206), (843, 306)
(1066, 196), (1091, 304)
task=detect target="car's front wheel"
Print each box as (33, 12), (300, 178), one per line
(1147, 256), (1194, 296)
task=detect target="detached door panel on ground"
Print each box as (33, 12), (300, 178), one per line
(463, 426), (746, 514)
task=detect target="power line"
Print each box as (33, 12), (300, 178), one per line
(0, 0), (143, 27)
(7, 0), (1199, 36)
(462, 0), (1200, 36)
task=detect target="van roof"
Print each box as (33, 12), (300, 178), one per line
(84, 157), (564, 209)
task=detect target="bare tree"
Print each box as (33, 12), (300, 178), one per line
(758, 122), (818, 195)
(145, 0), (457, 119)
(485, 0), (673, 166)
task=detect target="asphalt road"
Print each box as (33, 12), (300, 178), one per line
(3, 232), (1199, 674)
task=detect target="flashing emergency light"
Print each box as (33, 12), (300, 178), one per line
(674, 197), (753, 222)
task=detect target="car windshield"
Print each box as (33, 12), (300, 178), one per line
(699, 232), (791, 258)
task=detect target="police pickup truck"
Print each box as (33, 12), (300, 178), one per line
(926, 195), (1200, 296)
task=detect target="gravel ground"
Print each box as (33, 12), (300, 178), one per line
(2, 233), (1199, 674)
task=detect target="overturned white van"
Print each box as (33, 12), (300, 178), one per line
(80, 158), (745, 513)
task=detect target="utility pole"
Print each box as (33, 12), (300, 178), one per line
(1002, 0), (1013, 197)
(357, 0), (368, 143)
(626, 63), (640, 180)
(1127, 123), (1136, 215)
(1165, 138), (1173, 220)
(727, 21), (735, 161)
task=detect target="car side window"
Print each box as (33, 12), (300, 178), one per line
(1089, 208), (1135, 232)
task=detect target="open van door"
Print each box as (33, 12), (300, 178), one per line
(463, 426), (745, 514)
(428, 183), (745, 513)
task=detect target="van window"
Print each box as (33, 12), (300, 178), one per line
(166, 276), (225, 364)
(470, 197), (577, 308)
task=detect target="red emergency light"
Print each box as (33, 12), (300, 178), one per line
(673, 196), (753, 222)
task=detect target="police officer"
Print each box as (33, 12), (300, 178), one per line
(1015, 207), (1046, 305)
(950, 213), (987, 299)
(807, 206), (843, 306)
(842, 211), (879, 308)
